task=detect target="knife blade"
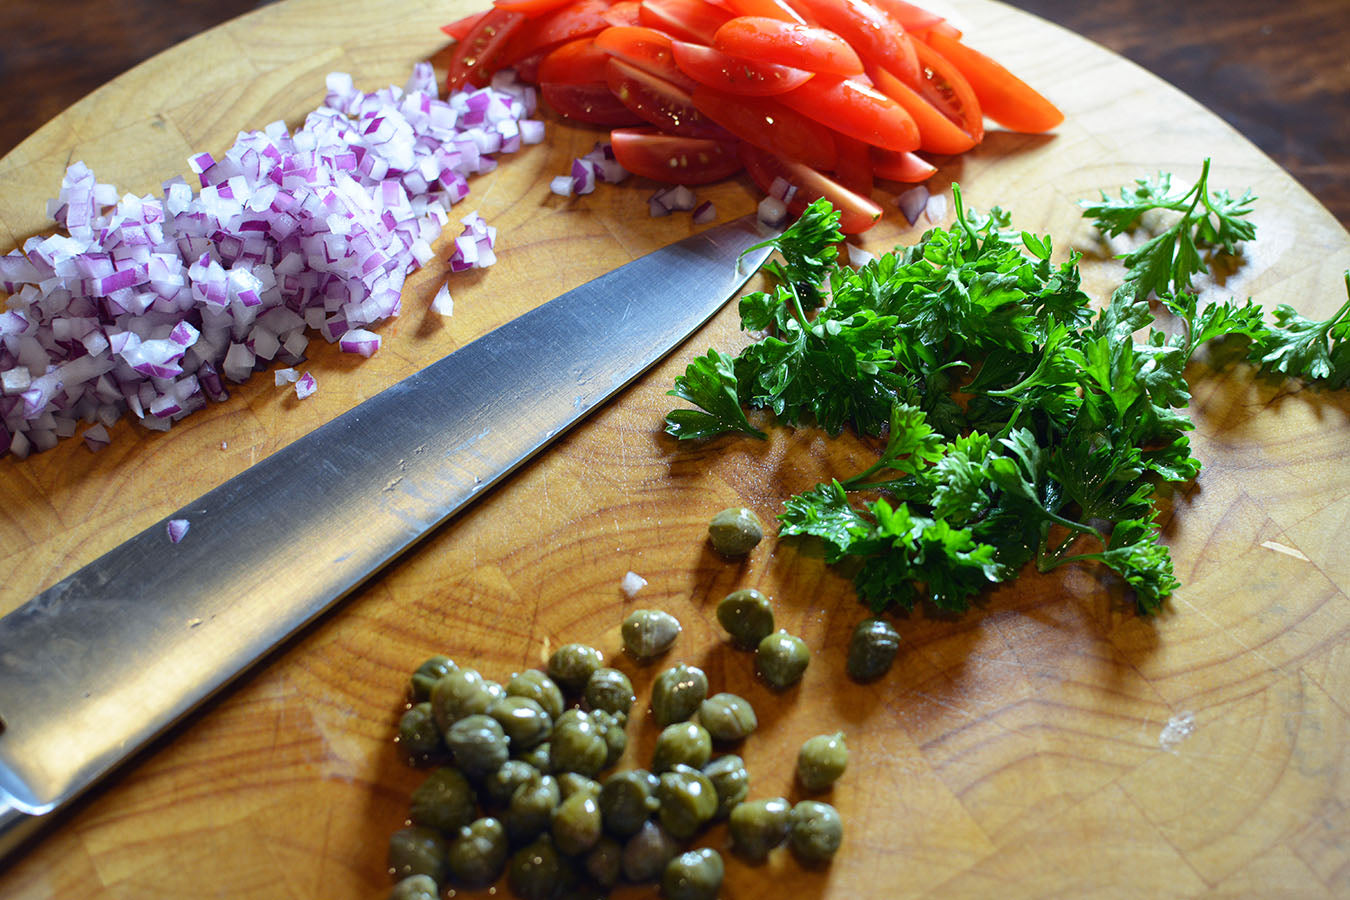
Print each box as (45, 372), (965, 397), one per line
(0, 214), (774, 859)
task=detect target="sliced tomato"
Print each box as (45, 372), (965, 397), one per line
(594, 25), (697, 90)
(514, 50), (548, 83)
(740, 144), (881, 233)
(866, 63), (977, 154)
(690, 85), (838, 170)
(610, 126), (744, 183)
(777, 76), (918, 151)
(908, 37), (983, 143)
(638, 0), (733, 43)
(923, 31), (1062, 133)
(868, 0), (943, 31)
(831, 135), (873, 196)
(497, 0), (612, 68)
(671, 40), (815, 95)
(870, 146), (936, 182)
(541, 82), (646, 124)
(446, 8), (529, 91)
(606, 58), (731, 136)
(603, 0), (644, 26)
(441, 10), (489, 41)
(926, 20), (962, 40)
(538, 37), (614, 84)
(790, 0), (920, 86)
(713, 17), (862, 76)
(493, 0), (578, 15)
(721, 0), (809, 24)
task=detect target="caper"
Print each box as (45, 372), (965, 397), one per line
(431, 668), (501, 732)
(698, 693), (758, 743)
(548, 643), (606, 692)
(444, 713), (510, 780)
(707, 506), (764, 557)
(446, 817), (508, 886)
(621, 820), (680, 883)
(409, 766), (477, 833)
(797, 731), (848, 792)
(552, 791), (604, 855)
(388, 826), (449, 882)
(409, 655), (457, 703)
(716, 588), (775, 649)
(584, 667), (636, 716)
(661, 847), (724, 900)
(621, 609), (682, 660)
(702, 754), (749, 819)
(488, 695), (554, 750)
(397, 702), (444, 766)
(788, 799), (843, 863)
(599, 769), (660, 837)
(652, 721), (712, 773)
(508, 835), (566, 900)
(557, 772), (601, 801)
(584, 836), (624, 889)
(482, 759), (539, 808)
(657, 764), (718, 839)
(650, 664), (708, 726)
(755, 630), (810, 689)
(590, 708), (629, 769)
(847, 617), (901, 682)
(550, 711), (609, 776)
(505, 772), (561, 843)
(389, 873), (438, 900)
(515, 741), (552, 772)
(727, 797), (791, 860)
(507, 669), (566, 721)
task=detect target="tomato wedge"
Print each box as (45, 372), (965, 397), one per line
(603, 0), (644, 26)
(870, 146), (937, 182)
(671, 40), (815, 96)
(713, 17), (863, 77)
(446, 8), (528, 91)
(777, 76), (918, 151)
(866, 63), (977, 154)
(690, 84), (838, 170)
(740, 144), (881, 233)
(610, 126), (744, 183)
(497, 0), (612, 68)
(923, 31), (1063, 133)
(831, 135), (874, 196)
(638, 0), (733, 43)
(595, 25), (698, 91)
(441, 10), (489, 41)
(721, 0), (809, 24)
(868, 0), (942, 31)
(788, 0), (920, 86)
(907, 38), (983, 143)
(606, 58), (731, 136)
(538, 37), (614, 84)
(541, 82), (646, 125)
(492, 0), (577, 15)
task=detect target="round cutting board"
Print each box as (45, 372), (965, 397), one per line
(1, 0), (1348, 897)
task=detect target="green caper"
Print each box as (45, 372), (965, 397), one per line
(698, 693), (758, 743)
(715, 589), (775, 649)
(507, 669), (566, 721)
(847, 617), (901, 682)
(409, 766), (477, 833)
(657, 764), (718, 839)
(446, 817), (508, 886)
(707, 506), (764, 557)
(444, 713), (510, 780)
(488, 695), (554, 750)
(388, 826), (449, 882)
(397, 702), (445, 765)
(797, 732), (848, 792)
(621, 820), (680, 883)
(505, 772), (561, 843)
(557, 772), (601, 800)
(727, 797), (791, 860)
(431, 668), (500, 732)
(548, 643), (606, 692)
(552, 791), (604, 855)
(409, 655), (457, 703)
(652, 721), (712, 773)
(650, 664), (708, 726)
(550, 711), (609, 777)
(590, 708), (628, 768)
(584, 667), (636, 716)
(702, 754), (749, 819)
(482, 759), (539, 808)
(599, 769), (660, 837)
(755, 630), (810, 689)
(515, 741), (552, 772)
(389, 874), (438, 900)
(621, 609), (682, 660)
(788, 800), (843, 863)
(661, 847), (724, 900)
(508, 835), (566, 900)
(584, 836), (624, 889)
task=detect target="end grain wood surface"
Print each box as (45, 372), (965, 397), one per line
(0, 0), (1348, 898)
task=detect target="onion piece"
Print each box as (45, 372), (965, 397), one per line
(275, 367), (301, 385)
(295, 372), (318, 399)
(431, 283), (454, 316)
(925, 192), (949, 224)
(621, 570), (648, 598)
(692, 200), (716, 225)
(895, 185), (929, 226)
(166, 518), (190, 544)
(338, 328), (381, 358)
(757, 196), (788, 227)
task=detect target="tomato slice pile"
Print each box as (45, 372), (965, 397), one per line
(442, 0), (1062, 232)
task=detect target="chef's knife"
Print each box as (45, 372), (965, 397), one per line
(0, 214), (774, 860)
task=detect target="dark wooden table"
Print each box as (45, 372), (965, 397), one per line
(1, 0), (1347, 227)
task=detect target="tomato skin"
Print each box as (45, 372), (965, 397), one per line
(789, 0), (920, 86)
(446, 8), (528, 91)
(870, 146), (937, 182)
(866, 63), (978, 154)
(713, 17), (863, 76)
(671, 40), (815, 96)
(907, 38), (983, 143)
(603, 0), (644, 26)
(923, 31), (1063, 133)
(690, 85), (838, 170)
(492, 0), (578, 15)
(740, 144), (882, 233)
(605, 58), (733, 137)
(441, 10), (489, 41)
(610, 126), (744, 183)
(541, 82), (647, 125)
(594, 25), (698, 91)
(498, 0), (612, 68)
(538, 37), (614, 84)
(868, 0), (942, 31)
(831, 135), (874, 196)
(777, 76), (919, 151)
(721, 0), (808, 24)
(638, 0), (733, 43)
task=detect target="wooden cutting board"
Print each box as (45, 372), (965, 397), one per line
(1, 0), (1347, 896)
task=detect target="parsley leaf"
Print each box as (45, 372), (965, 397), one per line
(665, 348), (765, 441)
(1248, 272), (1350, 384)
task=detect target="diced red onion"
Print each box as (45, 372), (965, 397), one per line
(757, 196), (788, 227)
(925, 192), (948, 223)
(166, 518), (190, 543)
(895, 185), (929, 226)
(768, 176), (797, 204)
(621, 570), (648, 598)
(846, 244), (875, 267)
(295, 371), (317, 399)
(571, 158), (598, 196)
(431, 283), (454, 316)
(82, 422), (111, 452)
(338, 328), (381, 358)
(275, 367), (300, 385)
(550, 175), (575, 197)
(692, 201), (716, 225)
